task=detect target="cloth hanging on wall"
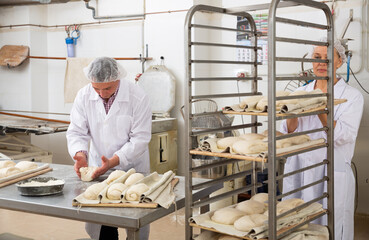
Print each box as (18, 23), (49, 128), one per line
(64, 57), (93, 103)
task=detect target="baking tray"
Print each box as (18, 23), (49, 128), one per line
(16, 177), (64, 196)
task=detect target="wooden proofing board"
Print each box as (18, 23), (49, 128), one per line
(190, 210), (327, 240)
(0, 45), (29, 67)
(72, 177), (179, 208)
(190, 142), (326, 162)
(223, 99), (347, 116)
(0, 167), (53, 188)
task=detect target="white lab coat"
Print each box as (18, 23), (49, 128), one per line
(66, 79), (152, 240)
(66, 79), (152, 173)
(280, 78), (363, 240)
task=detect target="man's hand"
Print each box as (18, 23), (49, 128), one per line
(73, 152), (88, 179)
(92, 154), (120, 179)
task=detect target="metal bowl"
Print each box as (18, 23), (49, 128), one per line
(16, 177), (65, 196)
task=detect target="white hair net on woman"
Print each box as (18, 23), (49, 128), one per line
(309, 36), (347, 63)
(83, 57), (127, 83)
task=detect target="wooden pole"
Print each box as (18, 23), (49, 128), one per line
(0, 112), (70, 124)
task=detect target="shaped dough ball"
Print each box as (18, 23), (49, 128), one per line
(107, 183), (127, 200)
(106, 170), (126, 184)
(217, 137), (243, 149)
(236, 200), (265, 215)
(232, 140), (267, 155)
(233, 214), (267, 232)
(0, 167), (21, 178)
(239, 133), (265, 141)
(251, 193), (268, 204)
(79, 166), (98, 182)
(277, 198), (305, 215)
(15, 161), (38, 172)
(84, 181), (108, 200)
(290, 134), (310, 145)
(125, 183), (149, 201)
(0, 160), (16, 169)
(218, 235), (242, 240)
(124, 173), (144, 186)
(211, 207), (245, 225)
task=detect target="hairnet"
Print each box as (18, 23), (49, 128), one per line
(308, 37), (347, 64)
(83, 57), (127, 83)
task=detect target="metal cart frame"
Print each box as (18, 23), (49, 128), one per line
(184, 0), (335, 239)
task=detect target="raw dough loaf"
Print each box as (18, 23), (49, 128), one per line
(235, 200), (266, 214)
(124, 173), (144, 186)
(218, 235), (242, 240)
(83, 181), (108, 200)
(0, 167), (21, 178)
(289, 134), (310, 145)
(261, 130), (284, 137)
(106, 170), (126, 184)
(107, 183), (127, 200)
(239, 133), (265, 141)
(233, 214), (268, 232)
(277, 198), (305, 215)
(15, 161), (38, 172)
(251, 193), (268, 204)
(211, 207), (245, 225)
(125, 183), (149, 201)
(239, 95), (264, 109)
(0, 160), (16, 169)
(217, 137), (243, 149)
(232, 140), (267, 155)
(79, 166), (98, 182)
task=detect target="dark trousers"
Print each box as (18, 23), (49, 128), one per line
(99, 225), (118, 240)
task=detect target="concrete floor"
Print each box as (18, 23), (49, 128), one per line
(0, 208), (368, 239)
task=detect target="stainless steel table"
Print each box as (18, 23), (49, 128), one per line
(0, 163), (220, 239)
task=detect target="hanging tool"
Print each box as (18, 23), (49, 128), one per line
(65, 24), (81, 58)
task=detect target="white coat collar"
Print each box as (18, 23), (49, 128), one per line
(306, 77), (346, 99)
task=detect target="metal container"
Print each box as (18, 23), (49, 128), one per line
(16, 177), (64, 196)
(192, 157), (226, 179)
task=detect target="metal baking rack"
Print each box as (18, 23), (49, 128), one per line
(184, 1), (335, 239)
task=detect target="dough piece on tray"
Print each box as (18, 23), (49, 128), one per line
(124, 173), (144, 186)
(0, 160), (16, 169)
(106, 170), (126, 184)
(15, 161), (38, 172)
(261, 130), (284, 137)
(125, 183), (149, 201)
(232, 140), (267, 155)
(211, 207), (245, 225)
(216, 137), (243, 150)
(251, 193), (268, 204)
(233, 214), (268, 232)
(218, 235), (242, 240)
(79, 166), (98, 182)
(0, 167), (21, 178)
(239, 133), (265, 141)
(84, 181), (108, 200)
(107, 183), (127, 200)
(277, 198), (305, 215)
(235, 200), (266, 215)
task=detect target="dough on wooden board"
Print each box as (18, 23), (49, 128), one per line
(233, 214), (268, 232)
(239, 95), (264, 109)
(124, 173), (144, 186)
(0, 160), (16, 169)
(83, 181), (108, 200)
(15, 161), (38, 172)
(0, 167), (21, 178)
(235, 200), (265, 214)
(211, 207), (245, 225)
(251, 193), (268, 204)
(216, 137), (243, 149)
(218, 235), (242, 240)
(106, 170), (126, 184)
(107, 183), (127, 200)
(79, 166), (98, 182)
(239, 133), (265, 141)
(125, 183), (149, 201)
(232, 140), (267, 155)
(277, 198), (305, 215)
